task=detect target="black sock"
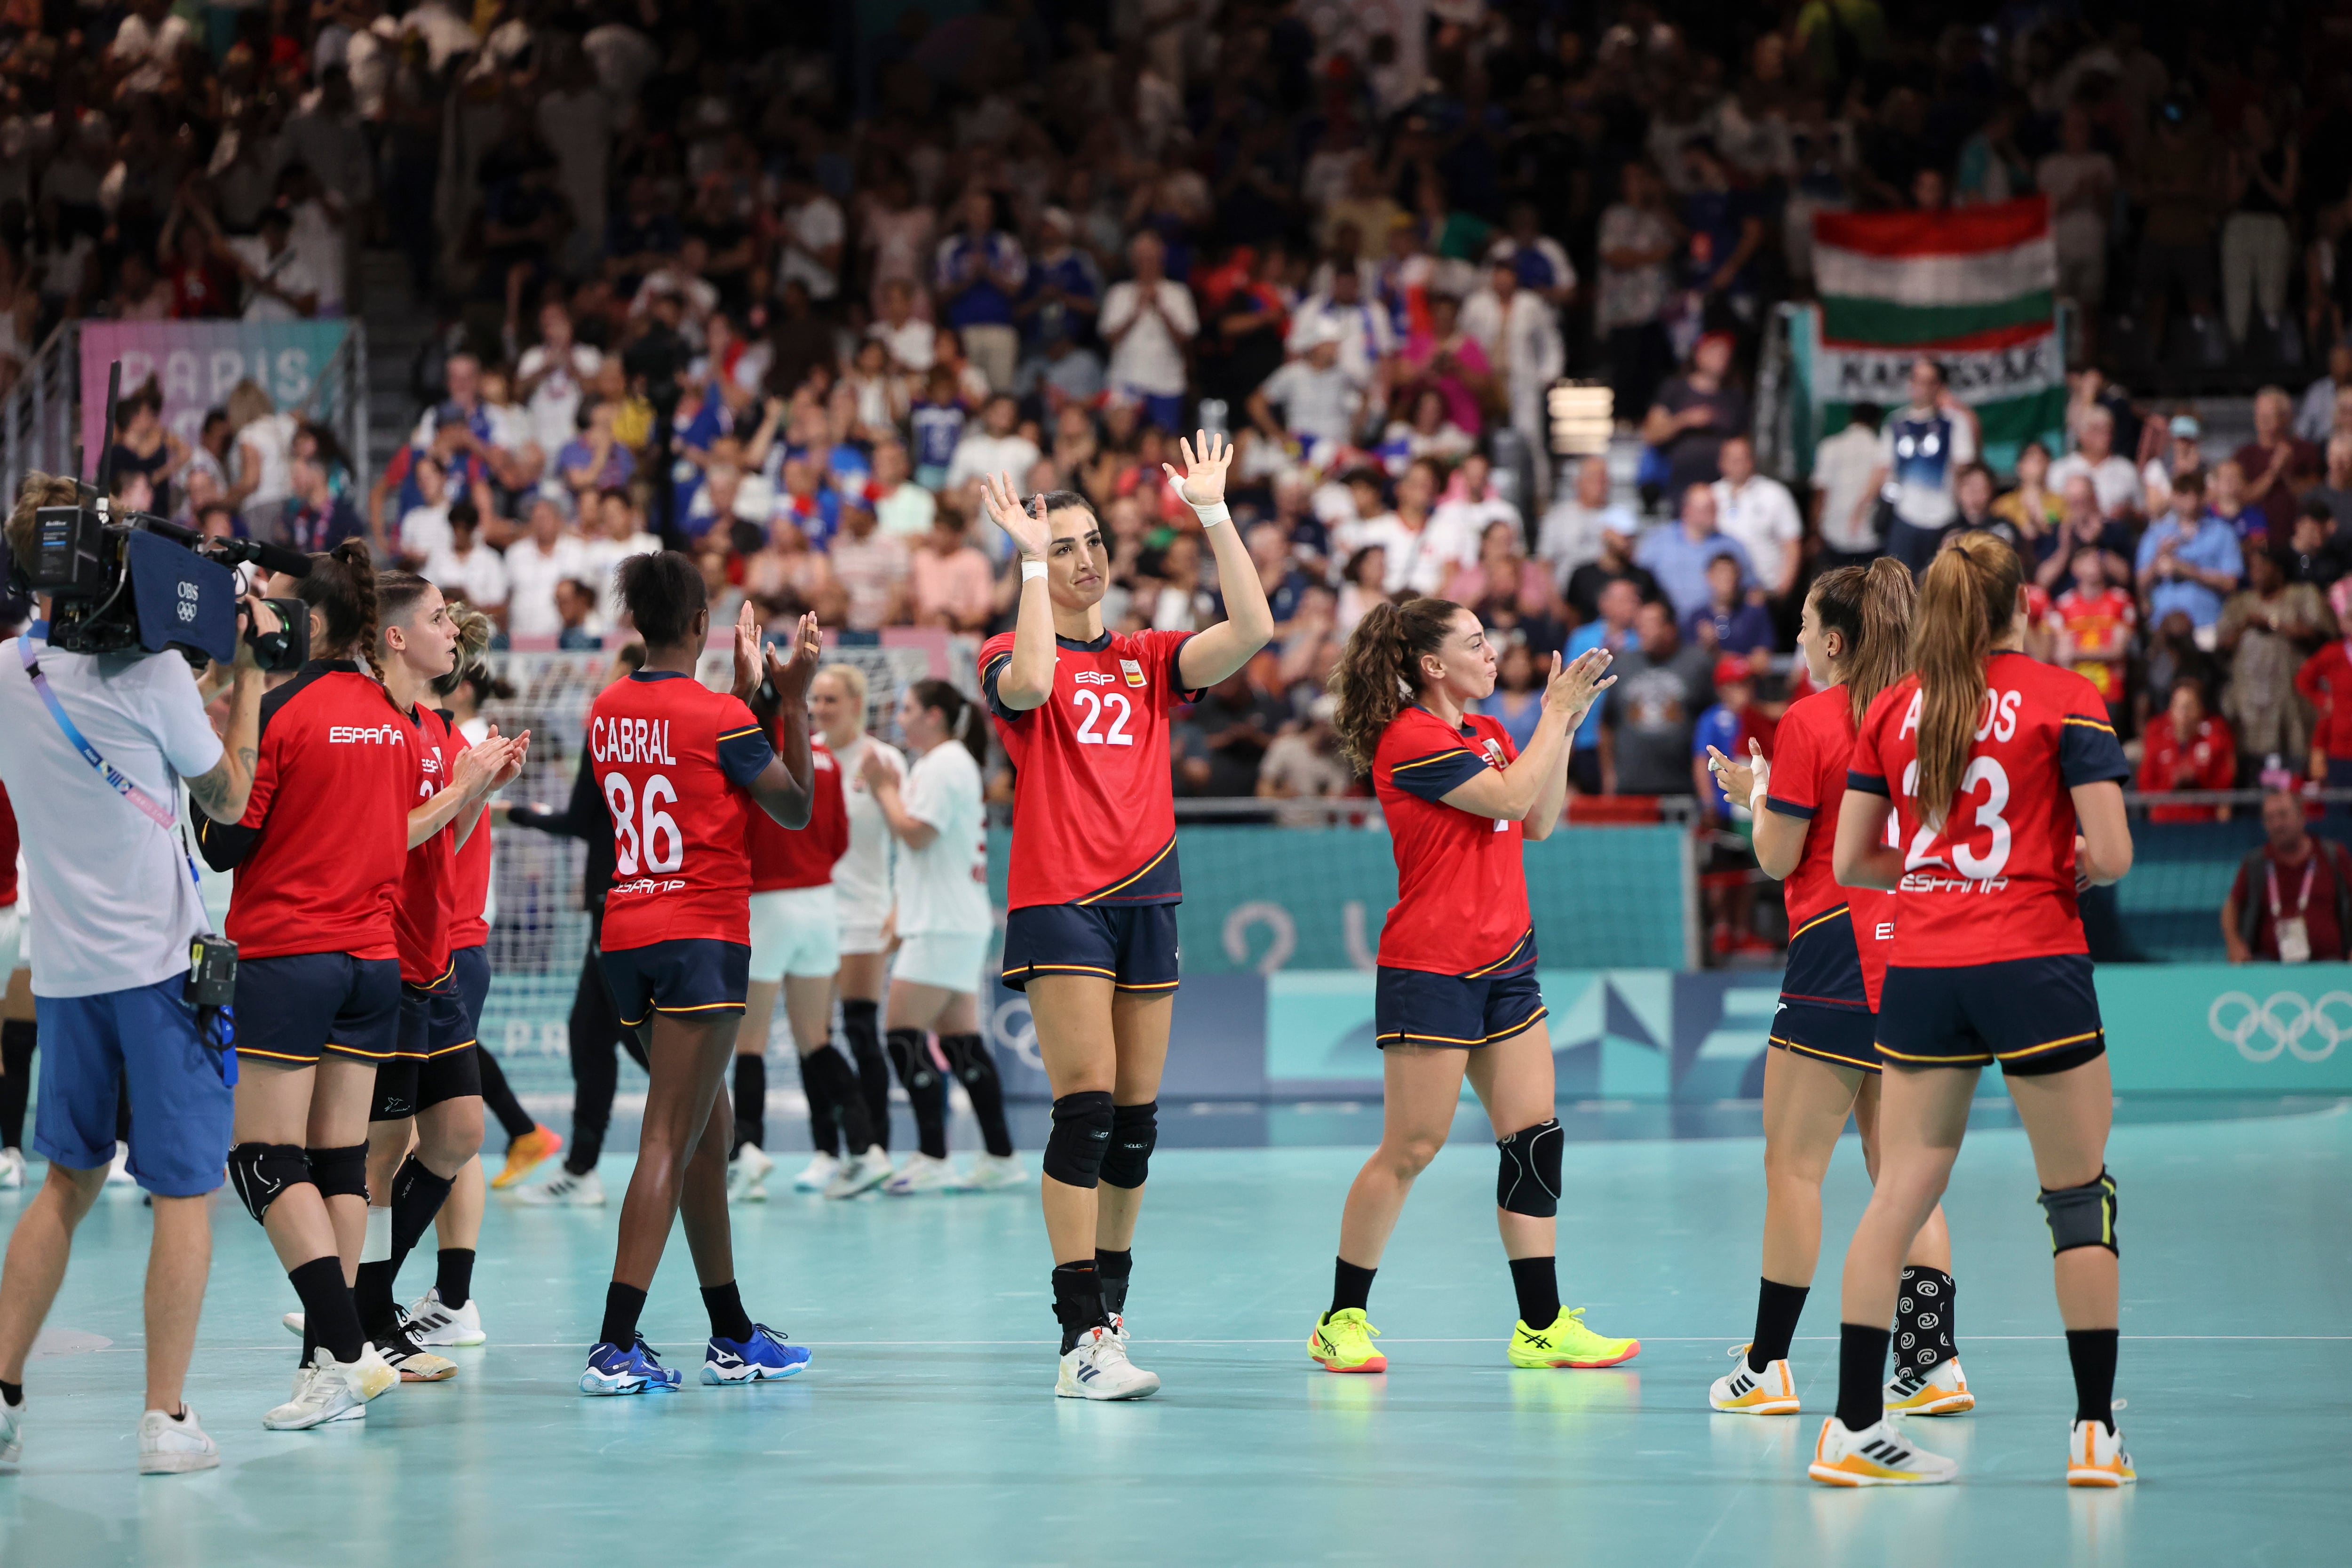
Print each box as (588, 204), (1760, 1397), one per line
(600, 1282), (648, 1348)
(354, 1256), (398, 1339)
(842, 1000), (889, 1152)
(1050, 1261), (1106, 1353)
(0, 1378), (21, 1408)
(801, 1045), (876, 1154)
(1750, 1278), (1810, 1370)
(477, 1049), (536, 1143)
(1096, 1248), (1133, 1315)
(1836, 1322), (1892, 1432)
(0, 1019), (35, 1150)
(942, 1033), (1014, 1158)
(887, 1027), (949, 1160)
(388, 1156), (456, 1278)
(1896, 1267), (1957, 1376)
(700, 1280), (755, 1343)
(1330, 1258), (1376, 1315)
(290, 1256), (366, 1367)
(1508, 1255), (1560, 1327)
(2066, 1328), (2119, 1432)
(733, 1052), (769, 1154)
(436, 1247), (476, 1311)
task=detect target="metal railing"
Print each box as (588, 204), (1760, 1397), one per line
(1, 319), (79, 500)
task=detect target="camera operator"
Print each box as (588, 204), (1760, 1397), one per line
(0, 471), (280, 1475)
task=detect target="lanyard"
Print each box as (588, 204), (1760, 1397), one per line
(2266, 855), (2318, 920)
(17, 633), (204, 893)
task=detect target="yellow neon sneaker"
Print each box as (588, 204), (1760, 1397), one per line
(1884, 1357), (1975, 1416)
(1308, 1308), (1387, 1373)
(492, 1124), (564, 1189)
(2066, 1419), (2136, 1487)
(1808, 1416), (1957, 1487)
(1507, 1307), (1639, 1369)
(1709, 1344), (1800, 1413)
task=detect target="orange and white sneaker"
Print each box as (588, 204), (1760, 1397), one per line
(1709, 1345), (1799, 1414)
(1884, 1357), (1975, 1416)
(2066, 1419), (2136, 1487)
(1808, 1416), (1957, 1487)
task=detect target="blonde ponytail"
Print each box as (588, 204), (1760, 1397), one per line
(1909, 532), (2022, 826)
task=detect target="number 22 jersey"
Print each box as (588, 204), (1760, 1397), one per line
(980, 628), (1201, 910)
(587, 670), (777, 952)
(1847, 651), (2128, 965)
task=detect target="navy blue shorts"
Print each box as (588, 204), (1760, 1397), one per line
(1769, 1001), (1880, 1074)
(599, 939), (752, 1029)
(449, 943), (492, 1034)
(373, 980), (483, 1120)
(1375, 963), (1548, 1050)
(1000, 903), (1180, 994)
(35, 978), (233, 1196)
(232, 952), (401, 1067)
(1876, 954), (2106, 1076)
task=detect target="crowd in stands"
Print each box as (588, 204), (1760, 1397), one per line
(17, 0), (2352, 834)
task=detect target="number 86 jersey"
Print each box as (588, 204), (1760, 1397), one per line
(1847, 652), (2128, 966)
(588, 669), (777, 952)
(981, 628), (1202, 911)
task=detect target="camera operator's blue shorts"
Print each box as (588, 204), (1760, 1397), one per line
(34, 977), (233, 1197)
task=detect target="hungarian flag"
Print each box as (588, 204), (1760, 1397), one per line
(1809, 198), (2065, 462)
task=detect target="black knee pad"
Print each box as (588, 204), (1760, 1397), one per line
(1099, 1100), (1158, 1190)
(306, 1142), (371, 1202)
(227, 1142), (313, 1224)
(1042, 1091), (1115, 1188)
(2038, 1170), (2117, 1256)
(1496, 1118), (1564, 1218)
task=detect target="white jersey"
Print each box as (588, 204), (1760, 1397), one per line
(833, 733), (904, 924)
(894, 741), (989, 937)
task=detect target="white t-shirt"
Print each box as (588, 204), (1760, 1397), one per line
(516, 342), (602, 470)
(1100, 278), (1198, 397)
(1259, 359), (1363, 448)
(1811, 422), (1884, 553)
(399, 501), (452, 561)
(578, 532), (660, 629)
(779, 195), (847, 301)
(945, 430), (1043, 491)
(893, 741), (989, 936)
(238, 412), (299, 509)
(225, 236), (324, 322)
(421, 541), (509, 609)
(2048, 452), (2141, 517)
(1357, 513), (1468, 597)
(869, 318), (938, 373)
(504, 534), (588, 640)
(0, 636), (222, 997)
(1711, 475), (1804, 590)
(833, 734), (904, 924)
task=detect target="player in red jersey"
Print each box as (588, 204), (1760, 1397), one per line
(1700, 560), (1972, 1420)
(977, 433), (1273, 1400)
(730, 696), (890, 1202)
(578, 552), (824, 1397)
(1305, 597), (1632, 1377)
(1811, 533), (2136, 1488)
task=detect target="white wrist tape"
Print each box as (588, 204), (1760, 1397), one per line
(1020, 560), (1048, 582)
(1191, 500), (1231, 527)
(1747, 760), (1771, 816)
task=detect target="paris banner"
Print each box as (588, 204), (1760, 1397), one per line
(79, 318), (351, 461)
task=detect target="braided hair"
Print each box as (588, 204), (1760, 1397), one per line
(296, 538), (382, 681)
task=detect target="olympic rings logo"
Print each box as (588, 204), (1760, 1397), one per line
(2206, 991), (2352, 1063)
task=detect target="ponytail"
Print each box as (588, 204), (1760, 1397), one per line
(1909, 532), (2023, 826)
(908, 677), (987, 772)
(297, 537), (381, 681)
(1809, 556), (1917, 726)
(1329, 597), (1465, 773)
(433, 603), (499, 698)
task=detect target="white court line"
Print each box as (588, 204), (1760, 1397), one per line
(126, 1334), (2352, 1353)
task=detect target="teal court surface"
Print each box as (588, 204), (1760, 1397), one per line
(0, 1095), (2345, 1568)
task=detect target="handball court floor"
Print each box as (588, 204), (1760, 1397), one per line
(0, 1093), (2344, 1568)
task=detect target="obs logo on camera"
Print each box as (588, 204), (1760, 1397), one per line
(2207, 990), (2352, 1063)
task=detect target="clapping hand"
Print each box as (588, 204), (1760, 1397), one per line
(1161, 429), (1233, 509)
(766, 610), (824, 703)
(1544, 646), (1617, 727)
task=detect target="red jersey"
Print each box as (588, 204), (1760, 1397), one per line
(747, 732), (848, 891)
(588, 671), (775, 951)
(1760, 685), (1894, 1009)
(2293, 642), (2352, 761)
(1848, 651), (2129, 966)
(980, 628), (1200, 909)
(2136, 711), (2235, 823)
(1370, 707), (1533, 976)
(0, 780), (17, 907)
(444, 722), (493, 951)
(2050, 586), (2135, 703)
(198, 662), (412, 962)
(393, 703), (458, 986)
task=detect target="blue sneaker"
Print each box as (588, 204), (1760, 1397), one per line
(702, 1324), (813, 1385)
(580, 1334), (683, 1396)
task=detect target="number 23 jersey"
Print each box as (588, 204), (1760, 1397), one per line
(1847, 652), (2128, 965)
(980, 628), (1200, 910)
(588, 670), (777, 952)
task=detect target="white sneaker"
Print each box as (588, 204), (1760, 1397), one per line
(405, 1287), (486, 1347)
(1, 1394), (21, 1466)
(0, 1147), (24, 1189)
(825, 1146), (892, 1199)
(280, 1311), (304, 1338)
(1808, 1415), (1957, 1486)
(1884, 1356), (1975, 1416)
(105, 1144), (134, 1186)
(882, 1152), (962, 1196)
(727, 1144), (774, 1202)
(1055, 1326), (1160, 1400)
(262, 1346), (394, 1431)
(515, 1169), (605, 1206)
(1710, 1345), (1800, 1414)
(793, 1151), (841, 1192)
(964, 1153), (1030, 1191)
(2066, 1418), (2137, 1487)
(138, 1405), (220, 1474)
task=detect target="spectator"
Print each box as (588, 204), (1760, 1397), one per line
(1710, 435), (1801, 608)
(869, 278), (938, 376)
(1865, 358), (1979, 575)
(2140, 413), (2209, 499)
(1998, 440), (2066, 553)
(743, 521), (842, 624)
(1641, 331), (1748, 497)
(2233, 387), (2321, 544)
(1607, 599), (1714, 795)
(2279, 499), (2351, 589)
(935, 189), (1026, 392)
(283, 451), (364, 554)
(2132, 96), (2222, 356)
(1538, 456), (1639, 588)
(2207, 460), (2260, 544)
(1476, 639), (1546, 753)
(2037, 106), (2117, 326)
(1335, 545), (1391, 637)
(1193, 666), (1290, 798)
(1288, 265), (1394, 389)
(580, 489), (660, 631)
(1101, 233), (1197, 432)
(1248, 322), (1366, 461)
(2050, 403), (2140, 522)
(554, 579), (603, 651)
(1256, 695), (1356, 826)
(2221, 545), (2335, 776)
(1430, 454), (1521, 563)
(2221, 107), (2298, 351)
(421, 501), (509, 625)
(2296, 342), (2352, 443)
(225, 380), (298, 543)
(1244, 522), (1313, 638)
(2308, 437), (2352, 529)
(944, 394), (1042, 492)
(1459, 260), (1565, 480)
(505, 494), (588, 643)
(557, 400), (635, 501)
(1355, 458), (1455, 598)
(1564, 512), (1663, 625)
(1810, 404), (1884, 569)
(907, 366), (971, 489)
(215, 207), (321, 322)
(1597, 159), (1680, 426)
(516, 299), (602, 476)
(393, 454), (451, 565)
(866, 438), (936, 541)
(1637, 483), (1754, 623)
(2138, 682), (2236, 823)
(2222, 790), (2352, 963)
(1685, 554), (1775, 658)
(2137, 478), (2245, 638)
(2295, 626), (2352, 791)
(1692, 654), (1757, 826)
(2034, 472), (2138, 597)
(1016, 207), (1103, 354)
(771, 165), (845, 308)
(828, 499), (909, 635)
(1565, 579), (1643, 792)
(2049, 548), (2137, 723)
(907, 512), (997, 633)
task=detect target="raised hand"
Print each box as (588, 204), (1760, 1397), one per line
(1543, 646), (1617, 728)
(1705, 737), (1766, 808)
(981, 470), (1052, 561)
(858, 744), (897, 792)
(731, 599), (763, 699)
(1161, 429), (1233, 508)
(765, 610), (824, 702)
